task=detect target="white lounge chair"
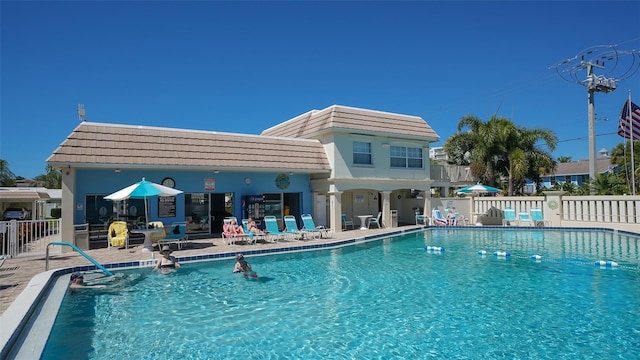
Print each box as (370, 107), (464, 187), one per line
(431, 209), (448, 226)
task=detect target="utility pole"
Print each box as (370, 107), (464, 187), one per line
(584, 62), (616, 191)
(552, 44), (639, 194)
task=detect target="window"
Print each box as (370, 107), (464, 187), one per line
(564, 176), (571, 183)
(390, 146), (423, 168)
(353, 141), (371, 165)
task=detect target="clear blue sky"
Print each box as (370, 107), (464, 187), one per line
(2, 1), (639, 179)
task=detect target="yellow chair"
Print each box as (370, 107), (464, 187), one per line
(108, 221), (129, 248)
(148, 221), (166, 245)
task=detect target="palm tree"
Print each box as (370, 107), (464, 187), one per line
(0, 159), (16, 186)
(589, 173), (628, 195)
(507, 127), (557, 195)
(33, 165), (61, 188)
(444, 114), (510, 186)
(444, 114), (557, 195)
(610, 141), (640, 193)
(557, 156), (572, 163)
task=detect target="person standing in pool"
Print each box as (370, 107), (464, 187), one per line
(233, 254), (257, 278)
(155, 245), (181, 271)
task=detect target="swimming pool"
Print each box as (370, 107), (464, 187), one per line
(35, 228), (640, 358)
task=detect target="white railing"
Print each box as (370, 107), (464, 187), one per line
(0, 219), (62, 257)
(457, 193), (640, 233)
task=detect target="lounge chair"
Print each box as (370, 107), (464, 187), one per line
(264, 215), (287, 242)
(222, 217), (250, 245)
(159, 222), (188, 250)
(431, 209), (448, 226)
(367, 212), (382, 229)
(107, 221), (129, 249)
(284, 215), (306, 240)
(342, 213), (355, 230)
(301, 214), (331, 238)
(530, 209), (549, 227)
(502, 207), (516, 226)
(517, 212), (533, 226)
(241, 219), (264, 244)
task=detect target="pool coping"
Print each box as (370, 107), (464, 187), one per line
(1, 225), (638, 358)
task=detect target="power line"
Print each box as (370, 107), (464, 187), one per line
(557, 132), (618, 143)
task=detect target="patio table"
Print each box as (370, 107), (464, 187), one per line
(357, 215), (372, 230)
(131, 228), (166, 252)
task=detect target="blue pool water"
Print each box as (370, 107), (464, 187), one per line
(43, 229), (640, 359)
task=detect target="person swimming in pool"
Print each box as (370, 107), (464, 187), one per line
(155, 245), (181, 272)
(69, 272), (107, 289)
(233, 254), (257, 278)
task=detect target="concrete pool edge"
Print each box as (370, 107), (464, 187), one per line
(0, 227), (420, 357)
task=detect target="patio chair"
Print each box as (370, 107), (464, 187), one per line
(301, 214), (331, 238)
(241, 219), (264, 244)
(222, 217), (250, 245)
(284, 215), (306, 240)
(158, 222), (188, 250)
(367, 212), (382, 229)
(107, 221), (129, 249)
(342, 213), (355, 230)
(431, 209), (448, 226)
(264, 215), (287, 242)
(517, 212), (533, 226)
(502, 207), (516, 226)
(415, 210), (429, 225)
(530, 209), (550, 227)
(147, 221), (166, 245)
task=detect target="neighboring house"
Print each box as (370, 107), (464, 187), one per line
(47, 105), (441, 247)
(0, 187), (62, 220)
(429, 146), (447, 162)
(540, 158), (614, 189)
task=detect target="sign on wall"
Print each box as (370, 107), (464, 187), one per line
(204, 178), (215, 191)
(158, 196), (176, 218)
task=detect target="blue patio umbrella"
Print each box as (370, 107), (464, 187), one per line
(457, 183), (501, 194)
(104, 177), (183, 221)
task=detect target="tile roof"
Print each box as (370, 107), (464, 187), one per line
(47, 122), (331, 173)
(550, 159), (612, 176)
(261, 105), (440, 141)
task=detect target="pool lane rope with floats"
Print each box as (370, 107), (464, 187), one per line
(424, 245), (445, 253)
(475, 249), (637, 271)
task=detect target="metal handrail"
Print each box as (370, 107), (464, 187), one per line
(46, 241), (113, 276)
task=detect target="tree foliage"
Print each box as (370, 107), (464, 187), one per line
(0, 159), (16, 186)
(443, 114), (557, 195)
(0, 159), (61, 188)
(610, 141), (640, 194)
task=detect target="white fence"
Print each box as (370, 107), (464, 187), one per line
(432, 192), (640, 233)
(0, 219), (62, 257)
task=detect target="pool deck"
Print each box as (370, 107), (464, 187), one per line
(0, 225), (421, 316)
